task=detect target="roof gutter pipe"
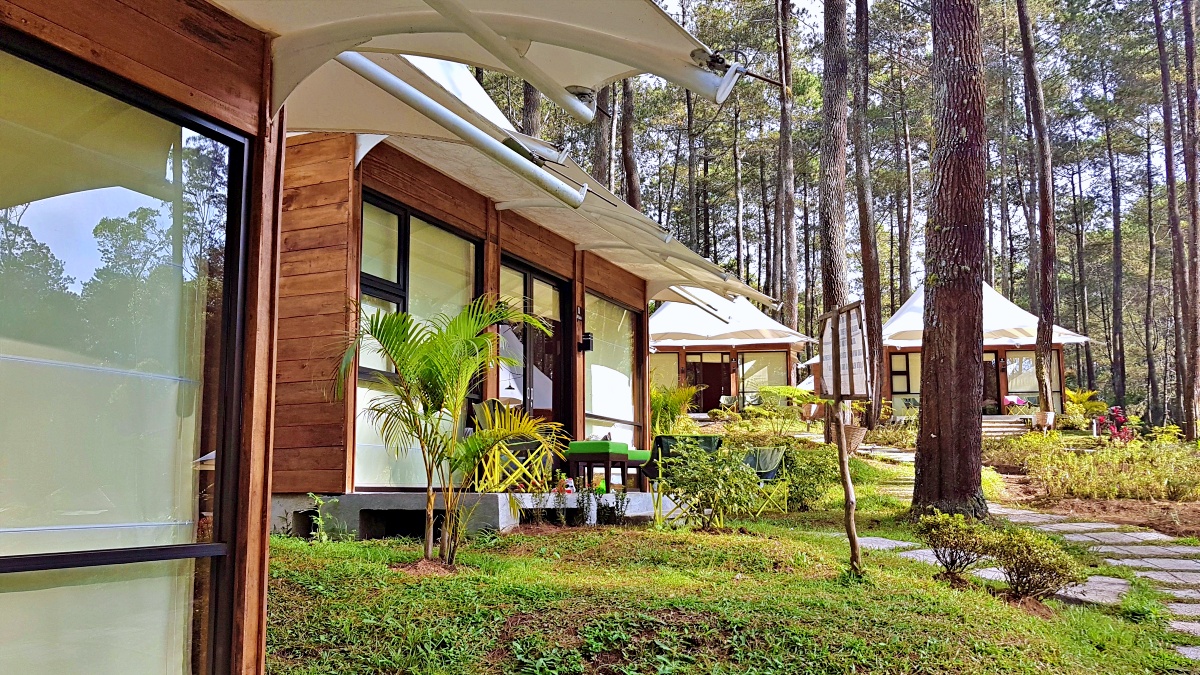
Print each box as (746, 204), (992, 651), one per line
(335, 52), (587, 209)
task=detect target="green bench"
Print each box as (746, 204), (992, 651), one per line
(566, 441), (650, 492)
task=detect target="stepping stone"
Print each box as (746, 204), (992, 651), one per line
(858, 536), (919, 551)
(987, 505), (1069, 524)
(1053, 575), (1130, 606)
(972, 567), (1007, 582)
(898, 549), (940, 565)
(1092, 545), (1200, 557)
(1105, 558), (1200, 571)
(1064, 531), (1174, 545)
(1178, 646), (1200, 660)
(1164, 588), (1200, 601)
(1169, 603), (1200, 617)
(1135, 571), (1200, 585)
(1169, 621), (1200, 637)
(1036, 522), (1120, 533)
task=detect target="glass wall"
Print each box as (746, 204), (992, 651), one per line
(0, 47), (238, 673)
(584, 293), (641, 445)
(738, 352), (788, 397)
(1005, 350), (1062, 412)
(497, 265), (565, 422)
(354, 197), (476, 488)
(650, 352), (680, 390)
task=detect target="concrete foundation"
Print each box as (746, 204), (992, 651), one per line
(272, 490), (671, 539)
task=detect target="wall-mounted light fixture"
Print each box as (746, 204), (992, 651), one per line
(578, 332), (594, 352)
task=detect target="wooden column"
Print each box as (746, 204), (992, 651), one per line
(572, 249), (587, 441)
(997, 347), (1010, 411)
(728, 347), (740, 401)
(482, 203), (502, 401)
(638, 288), (652, 450)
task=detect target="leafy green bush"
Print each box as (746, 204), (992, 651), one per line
(707, 407), (742, 422)
(784, 445), (841, 510)
(915, 513), (996, 576)
(658, 439), (761, 528)
(982, 432), (1063, 471)
(651, 384), (700, 436)
(865, 420), (917, 449)
(990, 527), (1083, 599)
(1060, 402), (1090, 431)
(981, 467), (1005, 501)
(1027, 441), (1200, 501)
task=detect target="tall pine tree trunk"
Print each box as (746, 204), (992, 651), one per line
(914, 0), (988, 518)
(853, 0), (883, 427)
(1072, 165), (1096, 391)
(820, 0), (850, 312)
(1102, 113), (1126, 407)
(1182, 0), (1200, 438)
(1146, 129), (1162, 425)
(777, 0), (799, 327)
(620, 78), (641, 211)
(896, 59), (914, 301)
(1016, 0), (1056, 414)
(1000, 0), (1014, 298)
(592, 85), (613, 189)
(522, 82), (541, 137)
(1153, 0), (1186, 418)
(733, 100), (745, 279)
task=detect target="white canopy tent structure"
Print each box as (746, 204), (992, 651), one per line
(206, 3), (769, 304)
(879, 283), (1089, 417)
(882, 282), (1089, 347)
(648, 287), (813, 411)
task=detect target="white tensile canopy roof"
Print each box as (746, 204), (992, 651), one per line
(882, 282), (1090, 347)
(213, 0), (742, 115)
(650, 287), (814, 347)
(276, 49), (768, 303)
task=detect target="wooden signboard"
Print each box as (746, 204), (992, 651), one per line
(818, 301), (873, 402)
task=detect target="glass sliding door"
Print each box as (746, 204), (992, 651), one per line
(498, 264), (566, 423)
(584, 293), (642, 445)
(354, 195), (478, 488)
(738, 351), (788, 404)
(0, 45), (246, 674)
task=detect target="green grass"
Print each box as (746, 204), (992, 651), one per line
(265, 461), (1197, 674)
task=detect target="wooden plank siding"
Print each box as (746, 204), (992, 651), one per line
(272, 134), (359, 495)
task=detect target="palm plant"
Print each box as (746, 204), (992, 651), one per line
(650, 383), (701, 436)
(336, 296), (563, 564)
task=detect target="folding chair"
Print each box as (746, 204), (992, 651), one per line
(744, 446), (788, 515)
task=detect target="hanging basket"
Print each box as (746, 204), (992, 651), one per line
(842, 424), (868, 454)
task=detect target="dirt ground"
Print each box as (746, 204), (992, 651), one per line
(997, 471), (1200, 538)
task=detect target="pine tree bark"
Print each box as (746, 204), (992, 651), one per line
(1146, 130), (1162, 425)
(733, 101), (745, 278)
(895, 58), (915, 302)
(820, 0), (850, 312)
(620, 78), (641, 211)
(777, 0), (799, 327)
(1016, 0), (1056, 413)
(1182, 0), (1200, 439)
(591, 85), (613, 190)
(1102, 113), (1127, 407)
(1072, 165), (1097, 391)
(913, 0), (988, 518)
(521, 82), (541, 137)
(1153, 0), (1187, 417)
(853, 0), (883, 428)
(1000, 0), (1014, 299)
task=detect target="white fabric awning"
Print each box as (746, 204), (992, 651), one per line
(213, 0), (742, 115)
(881, 282), (1090, 347)
(650, 287), (814, 346)
(284, 53), (768, 303)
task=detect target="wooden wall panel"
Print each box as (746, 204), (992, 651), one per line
(271, 133), (358, 495)
(0, 0), (266, 134)
(583, 251), (647, 310)
(499, 210), (575, 279)
(362, 142), (488, 239)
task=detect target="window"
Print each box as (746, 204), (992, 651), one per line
(890, 352), (922, 394)
(649, 352), (680, 390)
(498, 264), (567, 422)
(1005, 350), (1062, 412)
(0, 45), (245, 673)
(354, 194), (477, 488)
(584, 293), (642, 445)
(739, 352), (788, 395)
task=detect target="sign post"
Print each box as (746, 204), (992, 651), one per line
(818, 302), (873, 574)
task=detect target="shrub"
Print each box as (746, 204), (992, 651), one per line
(915, 513), (996, 576)
(707, 407), (742, 422)
(1060, 402), (1090, 431)
(990, 527), (1083, 599)
(981, 467), (1005, 501)
(783, 445), (841, 510)
(982, 432), (1063, 471)
(658, 439), (761, 528)
(651, 384), (701, 435)
(1027, 441), (1200, 501)
(865, 420), (917, 449)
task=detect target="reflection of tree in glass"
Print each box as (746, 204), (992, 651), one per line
(0, 204), (79, 351)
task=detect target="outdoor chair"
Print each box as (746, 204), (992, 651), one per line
(718, 395), (739, 410)
(565, 440), (650, 493)
(645, 434), (724, 524)
(473, 402), (555, 493)
(744, 446), (788, 515)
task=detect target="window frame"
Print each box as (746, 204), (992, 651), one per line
(890, 352), (919, 395)
(499, 257), (571, 418)
(0, 25), (252, 675)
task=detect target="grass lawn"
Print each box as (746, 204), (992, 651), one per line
(266, 461), (1198, 674)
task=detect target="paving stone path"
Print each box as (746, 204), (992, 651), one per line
(988, 505), (1200, 662)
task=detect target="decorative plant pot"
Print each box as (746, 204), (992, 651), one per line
(842, 425), (867, 453)
(1034, 411), (1055, 430)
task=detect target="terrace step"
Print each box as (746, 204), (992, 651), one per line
(981, 416), (1029, 438)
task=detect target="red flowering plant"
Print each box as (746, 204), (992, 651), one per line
(1096, 406), (1136, 444)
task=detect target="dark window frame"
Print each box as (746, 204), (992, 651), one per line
(0, 25), (252, 675)
(500, 257), (572, 418)
(890, 352), (916, 395)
